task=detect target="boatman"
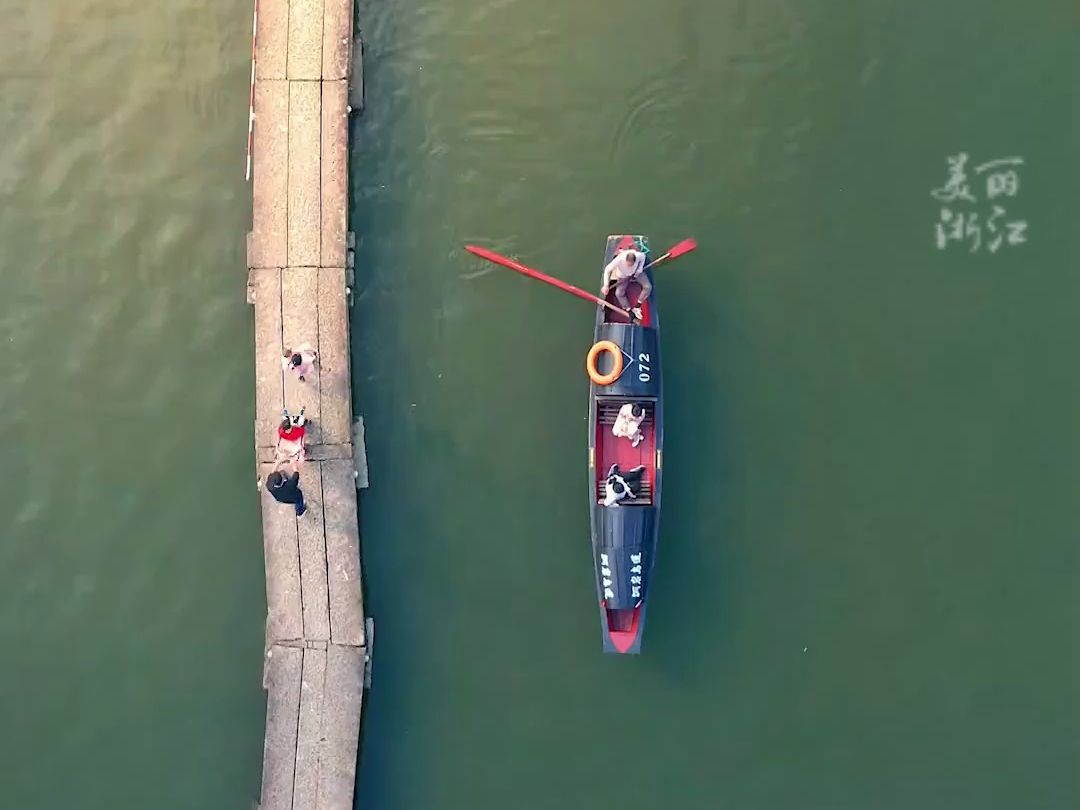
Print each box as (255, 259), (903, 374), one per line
(601, 247), (652, 317)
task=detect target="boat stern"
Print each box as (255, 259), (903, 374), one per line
(591, 507), (658, 655)
(600, 603), (648, 655)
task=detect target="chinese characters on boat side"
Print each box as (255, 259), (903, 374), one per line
(599, 552), (645, 601)
(931, 153), (1028, 254)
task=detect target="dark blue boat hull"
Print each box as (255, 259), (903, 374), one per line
(587, 235), (663, 655)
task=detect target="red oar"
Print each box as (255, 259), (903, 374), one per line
(644, 238), (697, 270)
(465, 245), (631, 319)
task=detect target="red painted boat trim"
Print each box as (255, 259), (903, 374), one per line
(606, 607), (641, 653)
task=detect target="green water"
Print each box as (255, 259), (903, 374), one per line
(1, 0), (1078, 808)
(1, 1), (265, 807)
(351, 1), (1079, 808)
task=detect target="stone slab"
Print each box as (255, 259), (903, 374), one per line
(252, 268), (284, 446)
(352, 417), (369, 488)
(363, 618), (374, 688)
(323, 460), (365, 646)
(321, 81), (348, 268)
(318, 644), (365, 810)
(288, 81), (322, 267)
(292, 646), (328, 810)
(282, 266), (322, 443)
(349, 36), (364, 112)
(259, 644), (303, 810)
(251, 81), (289, 268)
(260, 463), (303, 645)
(298, 462), (331, 641)
(317, 268), (352, 445)
(258, 442), (353, 464)
(255, 0), (288, 80)
(288, 0), (324, 80)
(322, 0), (352, 80)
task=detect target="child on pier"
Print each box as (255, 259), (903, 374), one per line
(282, 344), (317, 382)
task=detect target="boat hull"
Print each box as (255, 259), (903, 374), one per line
(588, 235), (663, 655)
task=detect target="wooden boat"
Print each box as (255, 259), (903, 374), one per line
(587, 235), (663, 654)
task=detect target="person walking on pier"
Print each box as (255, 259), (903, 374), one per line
(265, 469), (307, 517)
(283, 344), (317, 382)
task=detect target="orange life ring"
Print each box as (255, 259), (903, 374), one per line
(586, 340), (623, 386)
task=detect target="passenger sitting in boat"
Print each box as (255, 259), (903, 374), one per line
(612, 403), (646, 448)
(603, 463), (646, 507)
(273, 407), (307, 471)
(601, 248), (651, 317)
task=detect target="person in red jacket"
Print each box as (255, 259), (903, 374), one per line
(273, 407), (307, 471)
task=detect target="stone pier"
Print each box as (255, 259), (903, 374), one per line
(245, 0), (367, 807)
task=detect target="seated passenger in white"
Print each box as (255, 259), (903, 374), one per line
(603, 463), (646, 507)
(612, 402), (646, 447)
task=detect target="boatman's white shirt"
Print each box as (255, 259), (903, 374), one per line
(602, 249), (646, 289)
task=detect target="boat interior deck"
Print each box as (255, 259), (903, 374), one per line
(602, 279), (652, 326)
(594, 399), (656, 505)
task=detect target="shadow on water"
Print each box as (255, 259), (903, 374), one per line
(641, 256), (750, 686)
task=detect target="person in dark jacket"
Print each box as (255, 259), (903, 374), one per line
(603, 463), (646, 507)
(266, 470), (307, 516)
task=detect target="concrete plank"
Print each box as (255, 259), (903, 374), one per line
(260, 463), (303, 645)
(255, 0), (288, 80)
(322, 0), (352, 80)
(252, 268), (284, 446)
(317, 268), (352, 445)
(251, 81), (289, 268)
(292, 646), (328, 810)
(352, 417), (369, 488)
(281, 266), (322, 443)
(323, 460), (365, 646)
(297, 462), (331, 641)
(259, 442), (353, 464)
(317, 645), (364, 810)
(321, 81), (348, 268)
(288, 0), (324, 80)
(288, 81), (322, 267)
(259, 644), (303, 810)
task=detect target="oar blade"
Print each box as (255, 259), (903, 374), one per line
(667, 238), (697, 259)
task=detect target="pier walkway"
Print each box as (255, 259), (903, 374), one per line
(245, 0), (367, 808)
